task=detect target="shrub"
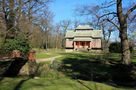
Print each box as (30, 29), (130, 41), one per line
(109, 42), (121, 53)
(1, 34), (30, 55)
(109, 42), (133, 53)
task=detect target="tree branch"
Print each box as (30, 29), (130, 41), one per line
(99, 12), (117, 18)
(106, 19), (120, 30)
(98, 12), (117, 23)
(100, 1), (116, 9)
(126, 4), (136, 18)
(128, 14), (136, 23)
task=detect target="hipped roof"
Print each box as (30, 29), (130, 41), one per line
(73, 38), (92, 41)
(65, 30), (102, 38)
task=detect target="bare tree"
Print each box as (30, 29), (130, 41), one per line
(97, 0), (136, 65)
(0, 0), (51, 40)
(76, 0), (136, 65)
(0, 0), (52, 50)
(73, 19), (80, 29)
(59, 20), (71, 48)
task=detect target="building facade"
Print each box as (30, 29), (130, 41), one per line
(65, 25), (102, 51)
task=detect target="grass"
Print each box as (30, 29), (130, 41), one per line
(0, 50), (136, 90)
(35, 49), (62, 59)
(131, 51), (136, 63)
(0, 77), (132, 90)
(36, 52), (56, 59)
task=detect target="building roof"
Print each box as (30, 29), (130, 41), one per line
(73, 38), (92, 41)
(65, 30), (102, 38)
(75, 25), (93, 30)
(75, 31), (92, 37)
(65, 25), (102, 38)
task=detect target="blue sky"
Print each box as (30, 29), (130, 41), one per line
(50, 0), (119, 41)
(50, 0), (136, 24)
(49, 0), (136, 41)
(50, 0), (100, 23)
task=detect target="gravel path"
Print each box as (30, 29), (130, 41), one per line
(36, 55), (62, 63)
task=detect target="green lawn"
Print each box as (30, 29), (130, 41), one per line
(35, 49), (62, 59)
(0, 50), (136, 90)
(0, 77), (131, 90)
(36, 52), (57, 59)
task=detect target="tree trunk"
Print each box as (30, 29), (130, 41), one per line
(117, 0), (131, 65)
(119, 28), (131, 65)
(119, 18), (131, 65)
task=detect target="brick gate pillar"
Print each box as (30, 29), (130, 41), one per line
(28, 50), (36, 62)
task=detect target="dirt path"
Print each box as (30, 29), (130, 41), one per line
(36, 55), (62, 63)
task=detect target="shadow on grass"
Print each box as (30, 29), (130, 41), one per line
(14, 77), (30, 90)
(59, 54), (112, 82)
(58, 53), (136, 87)
(0, 77), (4, 82)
